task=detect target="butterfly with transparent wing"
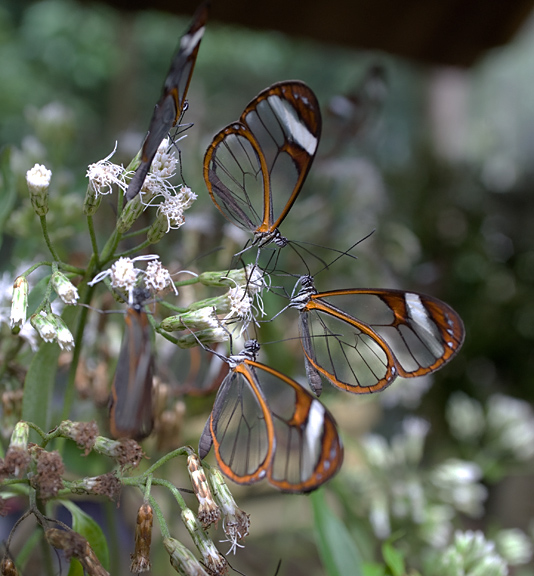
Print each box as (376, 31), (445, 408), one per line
(198, 340), (343, 493)
(125, 2), (209, 202)
(203, 80), (321, 255)
(288, 274), (465, 396)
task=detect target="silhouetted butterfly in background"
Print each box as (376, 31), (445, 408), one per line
(109, 288), (154, 440)
(125, 2), (209, 202)
(198, 340), (343, 493)
(203, 80), (321, 252)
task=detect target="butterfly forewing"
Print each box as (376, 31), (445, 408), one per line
(248, 361), (343, 493)
(204, 81), (321, 238)
(300, 288), (464, 393)
(209, 366), (274, 484)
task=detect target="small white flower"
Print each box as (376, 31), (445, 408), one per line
(495, 528), (533, 566)
(150, 138), (178, 179)
(86, 144), (126, 197)
(446, 392), (485, 442)
(31, 311), (56, 343)
(176, 184), (197, 209)
(157, 197), (185, 232)
(56, 321), (75, 351)
(10, 277), (28, 329)
(51, 271), (79, 305)
(144, 260), (177, 295)
(88, 255), (160, 304)
(26, 164), (52, 192)
(110, 257), (138, 289)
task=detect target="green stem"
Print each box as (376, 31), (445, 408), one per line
(86, 214), (100, 267)
(61, 283), (95, 422)
(148, 494), (170, 539)
(150, 478), (188, 510)
(115, 239), (153, 258)
(39, 215), (61, 262)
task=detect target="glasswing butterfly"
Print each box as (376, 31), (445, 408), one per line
(125, 2), (209, 202)
(289, 275), (465, 396)
(198, 340), (343, 493)
(203, 80), (321, 251)
(109, 289), (154, 440)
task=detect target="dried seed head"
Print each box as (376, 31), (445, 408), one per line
(93, 436), (144, 469)
(45, 528), (110, 576)
(30, 447), (64, 500)
(57, 420), (99, 455)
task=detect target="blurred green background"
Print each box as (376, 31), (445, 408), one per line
(2, 0), (534, 574)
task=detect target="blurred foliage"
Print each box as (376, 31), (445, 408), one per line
(2, 0), (534, 575)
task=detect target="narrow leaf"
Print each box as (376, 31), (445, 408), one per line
(61, 500), (110, 570)
(22, 342), (60, 442)
(382, 542), (405, 576)
(311, 489), (363, 576)
(0, 146), (17, 251)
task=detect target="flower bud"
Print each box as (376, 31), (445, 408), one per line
(209, 468), (250, 553)
(181, 508), (227, 576)
(175, 327), (230, 349)
(26, 163), (51, 216)
(50, 314), (75, 351)
(161, 307), (219, 333)
(30, 312), (57, 343)
(10, 277), (28, 332)
(51, 271), (79, 305)
(0, 556), (18, 576)
(187, 455), (220, 529)
(83, 180), (103, 215)
(163, 537), (209, 576)
(147, 211), (175, 244)
(130, 503), (153, 572)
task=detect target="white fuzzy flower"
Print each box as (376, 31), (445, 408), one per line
(26, 164), (52, 192)
(150, 138), (178, 179)
(86, 145), (126, 197)
(145, 260), (177, 295)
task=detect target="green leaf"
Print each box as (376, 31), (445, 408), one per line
(311, 489), (364, 576)
(66, 558), (85, 576)
(382, 542), (405, 576)
(362, 563), (387, 576)
(61, 500), (110, 570)
(0, 146), (17, 251)
(22, 342), (60, 442)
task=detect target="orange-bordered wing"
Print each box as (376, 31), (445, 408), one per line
(198, 342), (343, 493)
(125, 2), (208, 202)
(203, 81), (321, 247)
(291, 276), (465, 395)
(110, 305), (154, 440)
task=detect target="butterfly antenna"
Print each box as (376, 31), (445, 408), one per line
(312, 229), (375, 277)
